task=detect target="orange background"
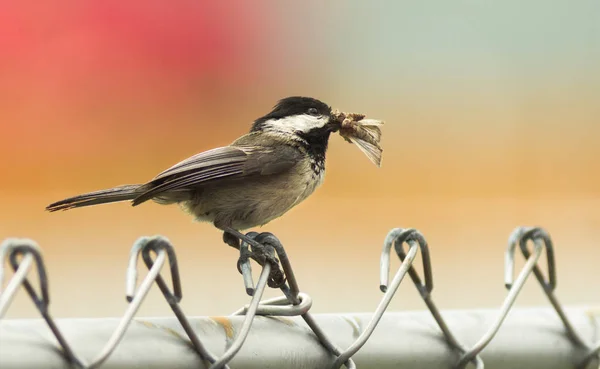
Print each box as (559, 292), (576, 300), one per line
(1, 1), (599, 319)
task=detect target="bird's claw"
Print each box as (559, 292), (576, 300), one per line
(223, 232), (241, 249)
(232, 231), (286, 289)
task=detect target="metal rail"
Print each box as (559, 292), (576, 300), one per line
(1, 308), (599, 369)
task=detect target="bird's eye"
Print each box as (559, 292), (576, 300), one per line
(307, 107), (319, 116)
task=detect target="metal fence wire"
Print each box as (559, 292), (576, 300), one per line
(1, 226), (600, 368)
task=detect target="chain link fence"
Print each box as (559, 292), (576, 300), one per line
(1, 227), (599, 368)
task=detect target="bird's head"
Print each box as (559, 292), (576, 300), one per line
(250, 96), (340, 139)
(250, 96), (384, 167)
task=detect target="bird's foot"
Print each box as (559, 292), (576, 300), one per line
(222, 231), (241, 249)
(222, 229), (286, 289)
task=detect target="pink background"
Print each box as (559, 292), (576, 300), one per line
(1, 1), (599, 318)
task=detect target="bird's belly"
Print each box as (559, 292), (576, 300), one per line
(183, 171), (323, 230)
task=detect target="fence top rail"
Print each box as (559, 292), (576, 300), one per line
(1, 306), (599, 369)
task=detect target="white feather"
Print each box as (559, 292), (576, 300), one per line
(262, 114), (329, 134)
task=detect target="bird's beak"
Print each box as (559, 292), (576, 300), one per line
(327, 112), (342, 132)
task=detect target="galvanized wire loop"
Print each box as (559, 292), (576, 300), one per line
(392, 228), (434, 295)
(212, 232), (327, 369)
(238, 231), (357, 369)
(87, 241), (171, 369)
(331, 228), (421, 369)
(8, 250), (50, 313)
(382, 230), (484, 369)
(517, 228), (557, 290)
(0, 238), (83, 367)
(0, 239), (37, 317)
(505, 226), (556, 291)
(139, 238), (183, 304)
(513, 228), (590, 358)
(1, 239), (49, 313)
(126, 236), (184, 304)
(125, 235), (182, 301)
(132, 236), (225, 369)
(456, 227), (545, 367)
(508, 227), (589, 350)
(456, 225), (594, 368)
(0, 253), (34, 318)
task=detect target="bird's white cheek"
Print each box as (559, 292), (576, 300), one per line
(295, 115), (329, 132)
(280, 115), (328, 132)
(262, 115), (329, 134)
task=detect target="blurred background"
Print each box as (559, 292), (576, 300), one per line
(1, 0), (599, 319)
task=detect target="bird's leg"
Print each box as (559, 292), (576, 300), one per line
(221, 228), (285, 288)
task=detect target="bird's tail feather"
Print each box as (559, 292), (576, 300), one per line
(46, 184), (142, 212)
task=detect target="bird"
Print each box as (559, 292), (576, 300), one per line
(46, 96), (373, 255)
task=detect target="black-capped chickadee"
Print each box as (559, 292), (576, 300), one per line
(46, 96), (381, 250)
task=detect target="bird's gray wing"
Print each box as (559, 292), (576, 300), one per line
(131, 144), (302, 205)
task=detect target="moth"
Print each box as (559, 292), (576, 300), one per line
(333, 110), (384, 167)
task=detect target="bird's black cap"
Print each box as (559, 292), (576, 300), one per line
(251, 96), (332, 131)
